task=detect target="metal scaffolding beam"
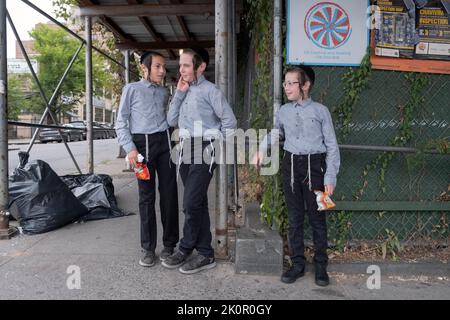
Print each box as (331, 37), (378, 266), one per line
(74, 4), (215, 17)
(0, 0), (9, 234)
(116, 40), (215, 51)
(215, 0), (229, 259)
(86, 16), (94, 174)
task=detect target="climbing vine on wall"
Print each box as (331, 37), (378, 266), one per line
(246, 0), (274, 130)
(333, 49), (372, 142)
(246, 0), (288, 237)
(357, 72), (429, 198)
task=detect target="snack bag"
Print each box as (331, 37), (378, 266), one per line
(314, 190), (335, 211)
(126, 154), (150, 180)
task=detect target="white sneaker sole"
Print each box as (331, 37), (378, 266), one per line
(139, 259), (155, 267)
(179, 261), (217, 274)
(161, 260), (185, 269)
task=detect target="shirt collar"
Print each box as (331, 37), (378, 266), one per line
(294, 98), (312, 108)
(190, 75), (206, 86)
(140, 79), (159, 88)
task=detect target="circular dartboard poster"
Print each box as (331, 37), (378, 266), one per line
(304, 2), (352, 50)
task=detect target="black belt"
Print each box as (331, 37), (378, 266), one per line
(132, 131), (166, 138)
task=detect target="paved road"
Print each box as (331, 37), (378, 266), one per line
(8, 139), (122, 176)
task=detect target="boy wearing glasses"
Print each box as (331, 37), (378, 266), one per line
(254, 66), (340, 286)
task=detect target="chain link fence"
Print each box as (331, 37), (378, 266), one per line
(307, 67), (450, 244)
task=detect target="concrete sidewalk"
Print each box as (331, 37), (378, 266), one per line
(8, 138), (40, 145)
(0, 157), (449, 300)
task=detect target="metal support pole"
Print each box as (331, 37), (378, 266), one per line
(215, 0), (229, 259)
(230, 0), (239, 219)
(226, 0), (239, 225)
(273, 0), (282, 120)
(7, 11), (82, 174)
(0, 0), (14, 239)
(85, 16), (94, 174)
(124, 50), (130, 85)
(117, 50), (130, 159)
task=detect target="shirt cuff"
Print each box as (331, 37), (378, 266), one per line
(122, 141), (137, 154)
(324, 175), (336, 187)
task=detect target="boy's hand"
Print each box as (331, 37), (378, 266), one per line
(127, 150), (139, 169)
(252, 151), (264, 169)
(177, 77), (189, 92)
(325, 184), (335, 195)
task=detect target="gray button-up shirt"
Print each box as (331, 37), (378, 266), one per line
(262, 98), (340, 186)
(167, 75), (237, 139)
(115, 79), (169, 153)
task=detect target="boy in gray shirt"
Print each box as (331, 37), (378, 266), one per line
(162, 48), (237, 274)
(255, 66), (340, 286)
(116, 52), (179, 268)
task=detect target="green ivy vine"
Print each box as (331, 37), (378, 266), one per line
(333, 48), (372, 142)
(358, 72), (429, 198)
(246, 0), (274, 130)
(330, 48), (372, 251)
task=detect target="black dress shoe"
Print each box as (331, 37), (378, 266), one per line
(281, 265), (305, 284)
(315, 264), (329, 286)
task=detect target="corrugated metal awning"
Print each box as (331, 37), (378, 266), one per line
(74, 0), (241, 79)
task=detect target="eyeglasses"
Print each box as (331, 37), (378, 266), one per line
(282, 81), (299, 88)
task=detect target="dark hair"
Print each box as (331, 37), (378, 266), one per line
(182, 47), (210, 70)
(140, 51), (164, 69)
(285, 65), (315, 99)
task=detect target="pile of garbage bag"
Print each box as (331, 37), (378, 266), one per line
(8, 153), (129, 234)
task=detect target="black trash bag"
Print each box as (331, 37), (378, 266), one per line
(18, 151), (30, 168)
(60, 174), (129, 221)
(8, 160), (89, 234)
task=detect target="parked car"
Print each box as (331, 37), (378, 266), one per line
(69, 121), (106, 140)
(98, 122), (116, 139)
(38, 124), (83, 144)
(69, 121), (87, 140)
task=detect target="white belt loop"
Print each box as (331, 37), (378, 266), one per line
(166, 129), (172, 168)
(290, 153), (294, 194)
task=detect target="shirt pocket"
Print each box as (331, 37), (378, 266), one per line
(302, 116), (321, 136)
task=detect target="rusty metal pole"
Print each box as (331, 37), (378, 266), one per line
(215, 0), (229, 259)
(85, 16), (94, 174)
(0, 0), (16, 240)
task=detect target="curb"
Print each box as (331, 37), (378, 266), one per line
(322, 261), (449, 277)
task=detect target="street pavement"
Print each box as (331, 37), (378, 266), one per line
(1, 138), (449, 300)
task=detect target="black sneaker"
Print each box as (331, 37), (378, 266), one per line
(160, 247), (174, 261)
(179, 255), (216, 274)
(139, 250), (156, 267)
(315, 264), (329, 286)
(281, 265), (305, 284)
(161, 250), (187, 269)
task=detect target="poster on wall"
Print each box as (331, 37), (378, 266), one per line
(373, 0), (418, 59)
(415, 0), (450, 60)
(287, 0), (370, 66)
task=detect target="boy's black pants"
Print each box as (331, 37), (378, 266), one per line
(178, 139), (216, 258)
(282, 151), (328, 267)
(133, 131), (179, 253)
